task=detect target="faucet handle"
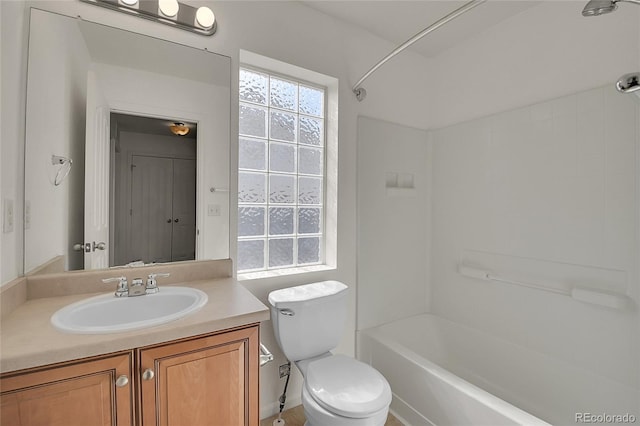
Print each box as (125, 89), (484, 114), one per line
(102, 276), (128, 297)
(146, 273), (170, 294)
(148, 272), (170, 280)
(102, 276), (126, 284)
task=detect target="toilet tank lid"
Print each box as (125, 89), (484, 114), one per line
(268, 281), (348, 307)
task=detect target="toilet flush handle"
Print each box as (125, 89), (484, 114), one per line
(278, 308), (295, 316)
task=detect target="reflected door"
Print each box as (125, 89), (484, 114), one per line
(130, 156), (174, 263)
(126, 156), (195, 264)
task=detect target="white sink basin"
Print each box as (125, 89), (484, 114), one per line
(51, 287), (208, 334)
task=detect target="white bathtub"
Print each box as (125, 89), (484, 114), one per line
(358, 314), (638, 426)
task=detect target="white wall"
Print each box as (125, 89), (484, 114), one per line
(1, 0), (3, 283)
(357, 116), (430, 330)
(0, 0), (433, 418)
(0, 1), (28, 283)
(23, 9), (91, 273)
(430, 84), (639, 423)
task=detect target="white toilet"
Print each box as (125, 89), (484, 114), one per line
(268, 281), (392, 426)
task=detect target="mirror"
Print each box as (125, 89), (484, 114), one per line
(24, 9), (230, 274)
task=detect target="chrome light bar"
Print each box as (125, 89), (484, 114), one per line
(80, 0), (217, 36)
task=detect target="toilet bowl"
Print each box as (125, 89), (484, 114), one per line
(299, 354), (391, 425)
(268, 281), (392, 426)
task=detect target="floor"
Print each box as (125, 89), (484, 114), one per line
(260, 405), (404, 426)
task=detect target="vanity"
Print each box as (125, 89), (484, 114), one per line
(0, 260), (270, 426)
(0, 4), (268, 423)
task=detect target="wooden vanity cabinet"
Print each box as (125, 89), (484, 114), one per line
(138, 325), (259, 426)
(1, 324), (260, 426)
(0, 352), (134, 426)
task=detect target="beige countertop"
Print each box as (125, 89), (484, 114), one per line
(0, 278), (270, 374)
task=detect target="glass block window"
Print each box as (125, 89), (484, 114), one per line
(238, 67), (325, 272)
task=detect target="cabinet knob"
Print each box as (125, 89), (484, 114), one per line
(142, 368), (155, 381)
(115, 375), (129, 387)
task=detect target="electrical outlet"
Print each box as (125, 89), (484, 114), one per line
(24, 200), (31, 230)
(3, 199), (14, 233)
(279, 364), (290, 378)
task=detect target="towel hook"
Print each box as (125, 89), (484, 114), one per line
(51, 155), (73, 186)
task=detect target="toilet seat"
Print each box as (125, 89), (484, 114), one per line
(301, 386), (390, 426)
(304, 355), (392, 418)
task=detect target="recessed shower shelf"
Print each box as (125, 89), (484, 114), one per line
(385, 172), (415, 196)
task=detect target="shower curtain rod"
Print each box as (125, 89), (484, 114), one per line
(352, 0), (486, 102)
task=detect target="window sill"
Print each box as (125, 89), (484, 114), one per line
(237, 264), (336, 281)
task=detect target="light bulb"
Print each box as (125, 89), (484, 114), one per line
(158, 0), (179, 18)
(195, 7), (215, 29)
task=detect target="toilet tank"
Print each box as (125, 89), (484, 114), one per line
(268, 281), (348, 361)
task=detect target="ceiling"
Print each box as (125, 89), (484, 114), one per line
(112, 113), (197, 140)
(301, 1), (540, 58)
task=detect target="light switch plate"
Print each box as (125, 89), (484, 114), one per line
(3, 198), (14, 233)
(207, 204), (221, 216)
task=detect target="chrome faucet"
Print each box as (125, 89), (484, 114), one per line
(102, 273), (170, 297)
(129, 278), (146, 296)
(102, 276), (129, 297)
(146, 273), (170, 294)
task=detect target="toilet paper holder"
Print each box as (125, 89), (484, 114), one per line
(260, 343), (274, 367)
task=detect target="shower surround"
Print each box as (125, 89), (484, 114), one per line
(357, 82), (639, 424)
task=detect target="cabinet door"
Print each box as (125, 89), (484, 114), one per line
(139, 325), (259, 426)
(0, 352), (133, 426)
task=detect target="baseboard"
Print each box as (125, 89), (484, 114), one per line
(260, 395), (302, 420)
(390, 393), (433, 426)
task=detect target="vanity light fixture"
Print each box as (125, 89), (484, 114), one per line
(169, 122), (190, 136)
(80, 0), (217, 36)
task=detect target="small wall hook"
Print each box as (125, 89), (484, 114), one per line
(51, 155), (73, 186)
